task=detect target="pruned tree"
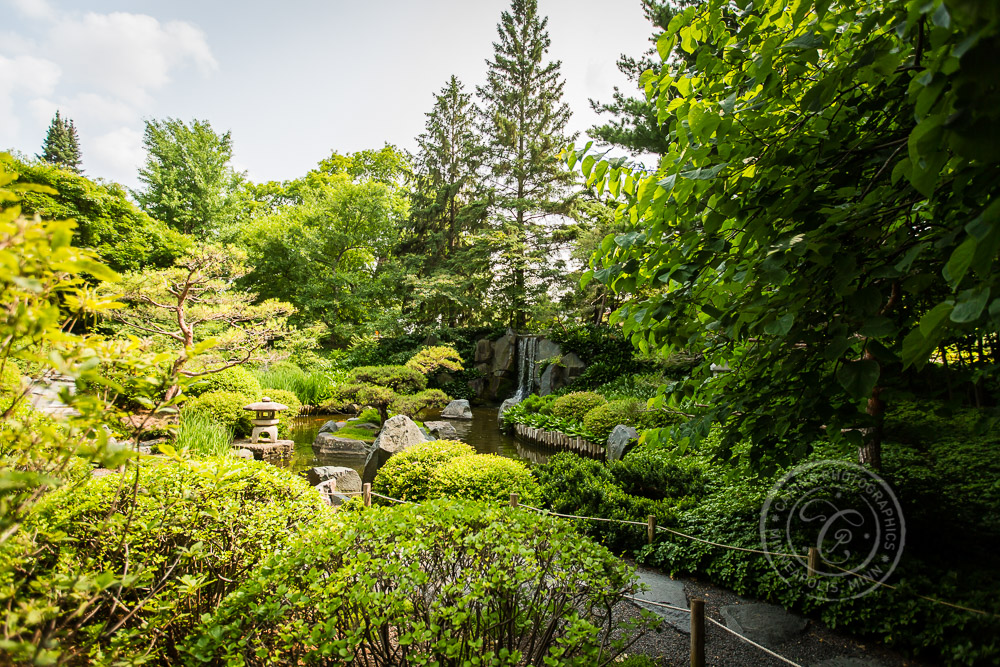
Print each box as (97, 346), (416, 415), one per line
(106, 246), (294, 400)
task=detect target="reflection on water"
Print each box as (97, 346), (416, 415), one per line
(284, 407), (555, 478)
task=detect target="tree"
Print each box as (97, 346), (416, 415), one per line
(107, 246), (294, 401)
(477, 0), (576, 329)
(37, 111), (82, 173)
(400, 76), (491, 326)
(134, 118), (241, 238)
(575, 0), (1000, 470)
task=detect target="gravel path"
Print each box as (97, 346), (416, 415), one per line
(615, 573), (935, 667)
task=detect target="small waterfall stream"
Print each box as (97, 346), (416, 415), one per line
(511, 336), (538, 402)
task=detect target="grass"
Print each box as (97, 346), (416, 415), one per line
(175, 411), (234, 458)
(252, 364), (336, 407)
(335, 425), (377, 443)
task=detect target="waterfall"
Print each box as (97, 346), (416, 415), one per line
(512, 336), (538, 402)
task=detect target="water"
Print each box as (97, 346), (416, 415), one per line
(285, 407), (555, 476)
(512, 336), (538, 401)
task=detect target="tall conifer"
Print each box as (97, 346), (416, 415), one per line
(38, 111), (83, 173)
(477, 0), (575, 329)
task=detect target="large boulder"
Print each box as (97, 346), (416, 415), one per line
(492, 332), (516, 374)
(318, 420), (345, 435)
(561, 352), (586, 382)
(606, 425), (639, 462)
(362, 415), (426, 483)
(424, 420), (459, 439)
(441, 399), (473, 419)
(474, 339), (493, 363)
(539, 364), (559, 396)
(498, 397), (521, 426)
(313, 433), (367, 455)
(534, 339), (562, 384)
(306, 466), (362, 492)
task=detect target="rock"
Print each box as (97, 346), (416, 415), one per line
(487, 375), (514, 401)
(498, 397), (521, 426)
(492, 332), (516, 374)
(436, 372), (455, 386)
(539, 363), (559, 396)
(306, 465), (362, 492)
(318, 420), (344, 435)
(92, 468), (117, 479)
(474, 339), (493, 363)
(561, 352), (586, 381)
(441, 399), (473, 419)
(234, 448), (254, 459)
(475, 362), (491, 375)
(419, 428), (436, 441)
(351, 422), (380, 433)
(362, 415), (427, 483)
(424, 420), (459, 439)
(534, 339), (562, 383)
(719, 603), (808, 647)
(313, 432), (368, 455)
(607, 425), (640, 462)
(631, 566), (689, 633)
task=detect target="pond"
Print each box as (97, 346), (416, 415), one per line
(285, 407), (555, 477)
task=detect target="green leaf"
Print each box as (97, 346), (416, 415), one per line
(950, 287), (990, 323)
(943, 237), (977, 287)
(858, 317), (895, 337)
(836, 360), (880, 398)
(919, 301), (954, 337)
(656, 32), (675, 60)
(763, 313), (794, 336)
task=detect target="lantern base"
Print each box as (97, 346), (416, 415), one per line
(251, 425), (279, 443)
(233, 438), (294, 462)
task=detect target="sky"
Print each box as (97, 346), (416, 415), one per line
(1, 0), (656, 189)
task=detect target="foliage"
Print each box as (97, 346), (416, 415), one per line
(265, 388), (302, 438)
(574, 0), (1000, 471)
(405, 345), (464, 375)
(356, 407), (382, 426)
(583, 398), (645, 441)
(373, 439), (476, 502)
(521, 393), (558, 414)
(183, 390), (255, 438)
(502, 402), (600, 442)
(334, 425), (378, 443)
(175, 409), (234, 458)
(551, 391), (608, 421)
(349, 364), (427, 394)
(105, 245), (294, 400)
(252, 361), (336, 407)
(188, 364), (262, 398)
(187, 500), (654, 666)
(548, 325), (653, 391)
(134, 117), (242, 238)
(4, 153), (189, 273)
(429, 454), (542, 506)
(5, 458), (325, 663)
(390, 388), (450, 418)
(477, 0), (576, 328)
(37, 110), (82, 173)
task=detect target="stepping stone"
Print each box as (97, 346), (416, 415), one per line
(631, 567), (690, 633)
(720, 603), (808, 647)
(812, 659), (884, 667)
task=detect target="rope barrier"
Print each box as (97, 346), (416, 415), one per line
(622, 594), (691, 614)
(706, 616), (805, 667)
(368, 491), (420, 506)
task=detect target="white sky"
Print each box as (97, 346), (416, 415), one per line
(1, 0), (656, 189)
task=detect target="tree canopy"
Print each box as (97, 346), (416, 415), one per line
(37, 111), (82, 173)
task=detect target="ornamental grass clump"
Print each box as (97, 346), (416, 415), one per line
(186, 500), (657, 666)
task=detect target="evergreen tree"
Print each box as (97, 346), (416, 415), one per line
(38, 111), (83, 173)
(477, 0), (575, 329)
(401, 75), (490, 326)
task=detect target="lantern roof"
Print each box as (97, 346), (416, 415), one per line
(243, 397), (289, 412)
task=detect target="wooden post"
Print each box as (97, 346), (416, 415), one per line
(362, 483), (371, 507)
(808, 546), (820, 578)
(647, 515), (656, 545)
(510, 492), (519, 508)
(690, 598), (705, 667)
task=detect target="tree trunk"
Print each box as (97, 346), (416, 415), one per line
(859, 350), (883, 470)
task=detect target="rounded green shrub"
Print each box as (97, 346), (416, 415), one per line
(521, 393), (557, 414)
(390, 388), (451, 418)
(12, 457), (326, 664)
(551, 391), (607, 421)
(265, 388), (301, 438)
(186, 500), (653, 666)
(373, 439), (475, 501)
(429, 454), (542, 505)
(187, 365), (262, 399)
(636, 407), (684, 430)
(583, 398), (645, 441)
(349, 365), (427, 393)
(183, 390), (255, 437)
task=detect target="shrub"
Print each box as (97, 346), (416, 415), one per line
(10, 457), (326, 664)
(356, 407), (382, 425)
(521, 393), (558, 414)
(186, 500), (655, 666)
(429, 454), (542, 505)
(349, 365), (427, 393)
(551, 391), (607, 421)
(390, 388), (450, 418)
(175, 409), (233, 457)
(187, 365), (262, 399)
(611, 446), (706, 501)
(183, 390), (255, 437)
(373, 439), (475, 502)
(583, 398), (645, 441)
(405, 345), (463, 375)
(0, 359), (23, 412)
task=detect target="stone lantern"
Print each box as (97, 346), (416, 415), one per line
(243, 397), (289, 443)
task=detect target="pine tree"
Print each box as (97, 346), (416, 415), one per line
(401, 75), (490, 325)
(38, 111), (83, 173)
(477, 0), (575, 329)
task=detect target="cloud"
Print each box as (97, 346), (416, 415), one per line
(7, 0), (55, 21)
(0, 54), (60, 139)
(89, 126), (145, 179)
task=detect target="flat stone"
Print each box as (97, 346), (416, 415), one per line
(318, 420), (344, 435)
(720, 603), (808, 647)
(441, 399), (473, 419)
(631, 567), (689, 633)
(307, 465), (362, 492)
(424, 421), (459, 439)
(363, 415), (426, 483)
(234, 448), (254, 459)
(313, 433), (367, 455)
(233, 438), (294, 462)
(350, 422), (380, 433)
(811, 660), (885, 667)
(607, 425), (640, 462)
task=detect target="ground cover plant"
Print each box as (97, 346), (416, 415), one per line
(185, 500), (657, 666)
